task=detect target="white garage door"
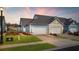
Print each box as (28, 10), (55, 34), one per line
(31, 26), (47, 34)
(69, 28), (78, 33)
(50, 27), (62, 34)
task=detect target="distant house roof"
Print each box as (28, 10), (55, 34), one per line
(56, 17), (73, 26)
(20, 18), (33, 26)
(31, 14), (55, 25)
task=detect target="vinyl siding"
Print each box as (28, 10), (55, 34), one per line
(49, 19), (63, 34)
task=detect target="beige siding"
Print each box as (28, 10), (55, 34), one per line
(49, 19), (63, 34)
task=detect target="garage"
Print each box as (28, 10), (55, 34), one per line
(31, 25), (48, 34)
(49, 27), (62, 34)
(69, 28), (78, 33)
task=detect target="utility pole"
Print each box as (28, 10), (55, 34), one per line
(0, 7), (3, 44)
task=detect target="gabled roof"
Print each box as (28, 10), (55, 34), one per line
(70, 20), (79, 26)
(32, 14), (55, 25)
(50, 16), (73, 26)
(20, 18), (33, 26)
(57, 17), (73, 26)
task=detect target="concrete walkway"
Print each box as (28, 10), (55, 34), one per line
(0, 41), (46, 49)
(36, 35), (79, 50)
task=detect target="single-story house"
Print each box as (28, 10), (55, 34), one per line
(20, 14), (76, 35)
(0, 16), (6, 32)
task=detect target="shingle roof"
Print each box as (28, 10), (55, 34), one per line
(20, 18), (33, 26)
(32, 14), (74, 26)
(57, 17), (73, 26)
(32, 14), (55, 25)
(20, 14), (75, 26)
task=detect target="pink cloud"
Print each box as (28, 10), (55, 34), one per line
(35, 7), (63, 16)
(71, 12), (79, 16)
(23, 7), (33, 18)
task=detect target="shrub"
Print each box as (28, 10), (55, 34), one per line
(22, 32), (31, 35)
(5, 32), (20, 35)
(73, 32), (79, 36)
(50, 33), (57, 36)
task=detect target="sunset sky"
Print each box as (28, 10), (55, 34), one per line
(3, 7), (79, 24)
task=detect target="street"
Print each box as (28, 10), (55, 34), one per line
(54, 45), (79, 51)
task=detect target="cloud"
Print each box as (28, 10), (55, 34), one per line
(22, 7), (33, 18)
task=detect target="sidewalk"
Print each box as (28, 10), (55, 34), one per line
(0, 41), (46, 49)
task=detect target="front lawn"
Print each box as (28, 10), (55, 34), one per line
(0, 43), (56, 51)
(3, 35), (41, 45)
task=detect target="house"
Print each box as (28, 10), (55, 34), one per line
(30, 14), (54, 34)
(49, 17), (73, 34)
(6, 23), (21, 32)
(69, 20), (78, 33)
(20, 18), (33, 32)
(20, 15), (53, 34)
(20, 14), (75, 35)
(0, 16), (6, 32)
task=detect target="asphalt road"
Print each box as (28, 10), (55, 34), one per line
(54, 45), (79, 51)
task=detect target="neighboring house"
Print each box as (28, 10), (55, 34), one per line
(69, 20), (78, 33)
(49, 17), (73, 34)
(49, 17), (63, 34)
(20, 18), (33, 32)
(6, 24), (21, 32)
(0, 16), (6, 32)
(20, 14), (76, 35)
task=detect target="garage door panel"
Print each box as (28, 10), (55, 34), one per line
(31, 26), (47, 34)
(50, 27), (62, 34)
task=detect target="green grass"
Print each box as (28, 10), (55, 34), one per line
(0, 43), (56, 51)
(3, 35), (41, 45)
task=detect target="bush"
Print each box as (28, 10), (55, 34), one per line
(50, 33), (57, 36)
(5, 32), (20, 35)
(68, 32), (73, 35)
(73, 32), (79, 36)
(68, 31), (79, 36)
(22, 32), (31, 35)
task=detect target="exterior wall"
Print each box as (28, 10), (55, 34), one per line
(17, 27), (21, 32)
(49, 20), (63, 34)
(30, 24), (48, 34)
(21, 26), (30, 32)
(63, 25), (69, 33)
(69, 22), (78, 33)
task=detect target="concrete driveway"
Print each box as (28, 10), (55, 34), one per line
(36, 35), (79, 49)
